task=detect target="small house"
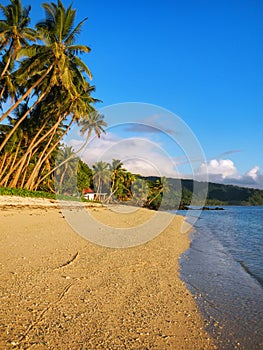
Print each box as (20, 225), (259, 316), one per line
(82, 188), (95, 201)
(82, 188), (107, 202)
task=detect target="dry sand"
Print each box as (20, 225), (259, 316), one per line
(0, 197), (217, 349)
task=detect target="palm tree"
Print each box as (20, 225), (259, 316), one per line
(0, 1), (101, 190)
(107, 159), (126, 200)
(0, 0), (36, 79)
(131, 178), (149, 206)
(0, 108), (61, 187)
(55, 145), (79, 195)
(32, 111), (107, 191)
(77, 159), (92, 193)
(20, 0), (99, 190)
(0, 0), (36, 112)
(147, 176), (170, 207)
(79, 111), (107, 149)
(0, 117), (24, 185)
(123, 171), (136, 200)
(92, 161), (110, 196)
(0, 0), (94, 143)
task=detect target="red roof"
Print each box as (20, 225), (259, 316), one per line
(82, 188), (94, 194)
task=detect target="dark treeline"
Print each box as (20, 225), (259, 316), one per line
(38, 150), (263, 208)
(145, 177), (263, 208)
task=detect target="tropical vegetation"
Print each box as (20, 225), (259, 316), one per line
(0, 0), (105, 192)
(1, 1), (263, 209)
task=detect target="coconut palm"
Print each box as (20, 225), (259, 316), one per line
(32, 111), (107, 191)
(0, 1), (101, 191)
(54, 145), (79, 195)
(0, 0), (36, 78)
(0, 0), (36, 112)
(131, 178), (149, 206)
(79, 112), (106, 141)
(107, 159), (126, 200)
(0, 0), (94, 145)
(147, 176), (170, 207)
(92, 161), (110, 196)
(122, 171), (136, 200)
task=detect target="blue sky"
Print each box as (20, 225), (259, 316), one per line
(2, 0), (263, 188)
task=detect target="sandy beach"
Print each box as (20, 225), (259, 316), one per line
(0, 197), (216, 349)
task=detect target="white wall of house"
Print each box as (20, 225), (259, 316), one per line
(83, 193), (95, 201)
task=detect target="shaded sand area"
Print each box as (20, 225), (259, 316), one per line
(0, 198), (216, 349)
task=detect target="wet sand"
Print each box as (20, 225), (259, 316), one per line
(0, 198), (216, 349)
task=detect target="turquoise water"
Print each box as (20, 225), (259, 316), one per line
(177, 206), (263, 350)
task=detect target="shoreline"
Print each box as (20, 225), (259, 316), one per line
(180, 206), (263, 350)
(0, 196), (217, 349)
(0, 195), (104, 209)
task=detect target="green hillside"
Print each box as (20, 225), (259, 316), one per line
(206, 182), (263, 205)
(145, 177), (263, 208)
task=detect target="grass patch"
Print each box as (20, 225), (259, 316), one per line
(0, 187), (56, 199)
(0, 187), (100, 203)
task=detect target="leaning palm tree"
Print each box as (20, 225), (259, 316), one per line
(32, 112), (107, 191)
(0, 1), (102, 190)
(0, 0), (93, 139)
(0, 0), (36, 78)
(107, 159), (126, 201)
(79, 112), (107, 147)
(122, 171), (136, 200)
(0, 0), (36, 112)
(147, 176), (170, 206)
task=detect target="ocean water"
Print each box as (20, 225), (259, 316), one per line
(177, 206), (263, 350)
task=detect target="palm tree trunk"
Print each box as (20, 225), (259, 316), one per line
(105, 187), (118, 203)
(0, 139), (22, 187)
(34, 126), (90, 190)
(0, 117), (51, 186)
(58, 166), (68, 194)
(9, 138), (22, 172)
(96, 177), (101, 197)
(20, 150), (33, 188)
(30, 118), (74, 190)
(0, 55), (12, 80)
(0, 43), (13, 79)
(9, 151), (31, 188)
(0, 62), (55, 124)
(0, 88), (50, 153)
(0, 152), (8, 174)
(16, 121), (49, 177)
(0, 153), (13, 181)
(0, 82), (6, 101)
(147, 189), (162, 205)
(24, 122), (60, 190)
(14, 115), (65, 187)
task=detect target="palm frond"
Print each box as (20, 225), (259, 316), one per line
(62, 4), (76, 40)
(68, 44), (91, 55)
(71, 55), (92, 79)
(64, 17), (87, 45)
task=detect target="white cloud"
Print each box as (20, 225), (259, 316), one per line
(246, 166), (260, 180)
(197, 159), (263, 189)
(66, 131), (263, 190)
(67, 132), (180, 178)
(197, 159), (239, 180)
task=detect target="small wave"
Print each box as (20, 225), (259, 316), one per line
(238, 260), (263, 288)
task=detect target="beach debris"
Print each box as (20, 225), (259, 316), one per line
(54, 252), (79, 270)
